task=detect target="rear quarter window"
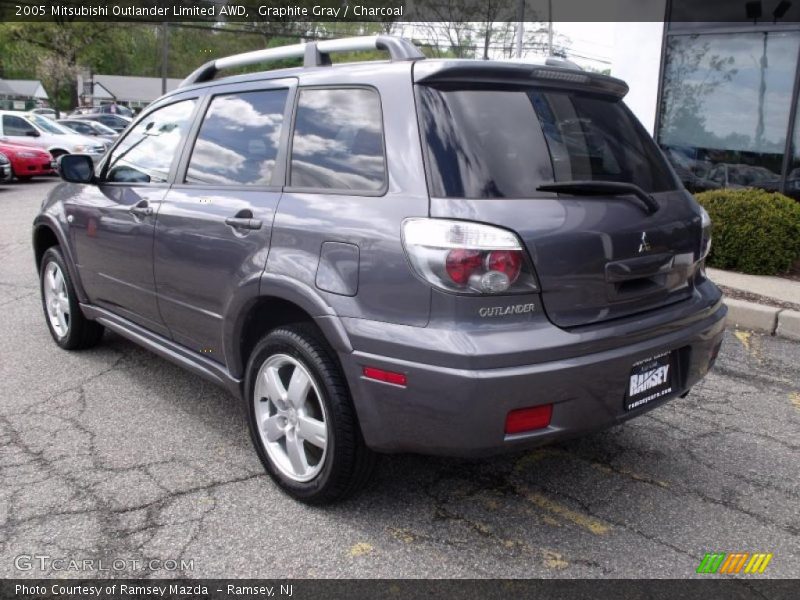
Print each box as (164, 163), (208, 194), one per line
(418, 85), (675, 198)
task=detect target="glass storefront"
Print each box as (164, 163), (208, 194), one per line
(657, 29), (800, 198)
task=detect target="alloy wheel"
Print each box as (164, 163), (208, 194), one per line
(253, 354), (329, 482)
(43, 262), (70, 338)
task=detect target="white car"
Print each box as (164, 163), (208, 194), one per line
(0, 111), (106, 162)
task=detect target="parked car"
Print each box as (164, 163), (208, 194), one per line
(75, 113), (132, 133)
(0, 152), (12, 182)
(95, 103), (134, 118)
(0, 140), (55, 180)
(0, 111), (106, 162)
(706, 162), (782, 191)
(58, 118), (118, 144)
(30, 107), (59, 119)
(33, 36), (726, 504)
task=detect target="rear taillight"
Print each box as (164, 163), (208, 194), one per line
(699, 206), (712, 260)
(402, 219), (538, 295)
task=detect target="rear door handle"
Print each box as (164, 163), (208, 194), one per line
(129, 200), (153, 217)
(225, 217), (262, 230)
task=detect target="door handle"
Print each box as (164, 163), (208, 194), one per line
(130, 200), (153, 217)
(225, 209), (261, 231)
(225, 217), (262, 230)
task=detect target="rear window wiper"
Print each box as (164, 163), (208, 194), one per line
(536, 181), (660, 215)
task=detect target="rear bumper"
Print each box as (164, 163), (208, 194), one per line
(338, 280), (727, 456)
(11, 156), (55, 177)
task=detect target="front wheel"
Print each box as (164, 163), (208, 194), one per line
(39, 247), (104, 349)
(244, 325), (375, 504)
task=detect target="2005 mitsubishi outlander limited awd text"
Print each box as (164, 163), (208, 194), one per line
(33, 36), (726, 503)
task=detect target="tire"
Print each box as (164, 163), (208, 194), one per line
(39, 246), (104, 350)
(244, 324), (376, 504)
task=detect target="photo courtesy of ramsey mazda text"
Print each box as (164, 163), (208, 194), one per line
(34, 35), (726, 504)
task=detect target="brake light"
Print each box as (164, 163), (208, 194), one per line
(445, 249), (483, 285)
(505, 404), (553, 434)
(402, 219), (538, 295)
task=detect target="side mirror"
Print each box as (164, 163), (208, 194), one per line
(59, 154), (94, 184)
(25, 130), (40, 137)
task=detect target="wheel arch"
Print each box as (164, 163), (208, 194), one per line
(32, 218), (88, 303)
(226, 276), (353, 381)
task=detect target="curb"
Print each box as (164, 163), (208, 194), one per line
(724, 298), (800, 340)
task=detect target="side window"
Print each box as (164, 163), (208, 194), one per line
(289, 88), (385, 192)
(69, 122), (92, 134)
(185, 89), (288, 185)
(3, 115), (37, 136)
(105, 100), (196, 184)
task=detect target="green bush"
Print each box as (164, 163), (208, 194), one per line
(695, 188), (800, 276)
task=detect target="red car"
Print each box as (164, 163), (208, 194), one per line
(0, 140), (55, 181)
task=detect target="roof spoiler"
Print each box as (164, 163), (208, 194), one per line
(414, 61), (629, 99)
(180, 35), (425, 88)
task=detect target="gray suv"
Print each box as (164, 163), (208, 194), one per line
(33, 36), (726, 503)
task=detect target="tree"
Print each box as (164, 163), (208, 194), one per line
(1, 21), (114, 109)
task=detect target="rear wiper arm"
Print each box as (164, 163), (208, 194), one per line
(536, 181), (660, 215)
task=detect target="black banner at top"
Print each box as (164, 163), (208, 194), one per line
(2, 0), (800, 23)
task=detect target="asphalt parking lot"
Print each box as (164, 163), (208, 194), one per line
(0, 179), (798, 579)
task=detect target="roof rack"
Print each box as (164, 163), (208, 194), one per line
(179, 35), (425, 88)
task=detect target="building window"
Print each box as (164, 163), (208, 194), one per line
(658, 31), (800, 193)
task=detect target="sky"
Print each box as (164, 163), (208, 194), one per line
(554, 22), (616, 70)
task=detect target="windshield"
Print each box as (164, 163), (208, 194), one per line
(28, 114), (71, 135)
(417, 85), (676, 198)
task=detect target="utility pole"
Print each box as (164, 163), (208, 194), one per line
(548, 0), (554, 56)
(515, 0), (524, 58)
(161, 21), (169, 95)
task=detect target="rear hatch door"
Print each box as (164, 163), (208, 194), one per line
(415, 61), (703, 328)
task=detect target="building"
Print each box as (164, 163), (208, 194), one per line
(611, 0), (800, 199)
(82, 74), (182, 111)
(0, 79), (49, 111)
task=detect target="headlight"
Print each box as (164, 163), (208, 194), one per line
(72, 145), (87, 153)
(0, 153), (9, 165)
(699, 206), (712, 260)
(15, 151), (40, 158)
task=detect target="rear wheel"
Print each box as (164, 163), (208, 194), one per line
(39, 247), (104, 350)
(244, 324), (375, 504)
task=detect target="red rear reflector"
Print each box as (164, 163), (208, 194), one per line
(505, 404), (553, 434)
(362, 366), (407, 386)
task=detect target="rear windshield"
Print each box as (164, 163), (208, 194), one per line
(417, 85), (676, 198)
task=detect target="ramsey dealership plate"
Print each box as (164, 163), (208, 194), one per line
(625, 351), (675, 411)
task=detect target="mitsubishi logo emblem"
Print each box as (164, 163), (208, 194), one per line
(638, 232), (651, 253)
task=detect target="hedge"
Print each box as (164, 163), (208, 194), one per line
(694, 188), (800, 276)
